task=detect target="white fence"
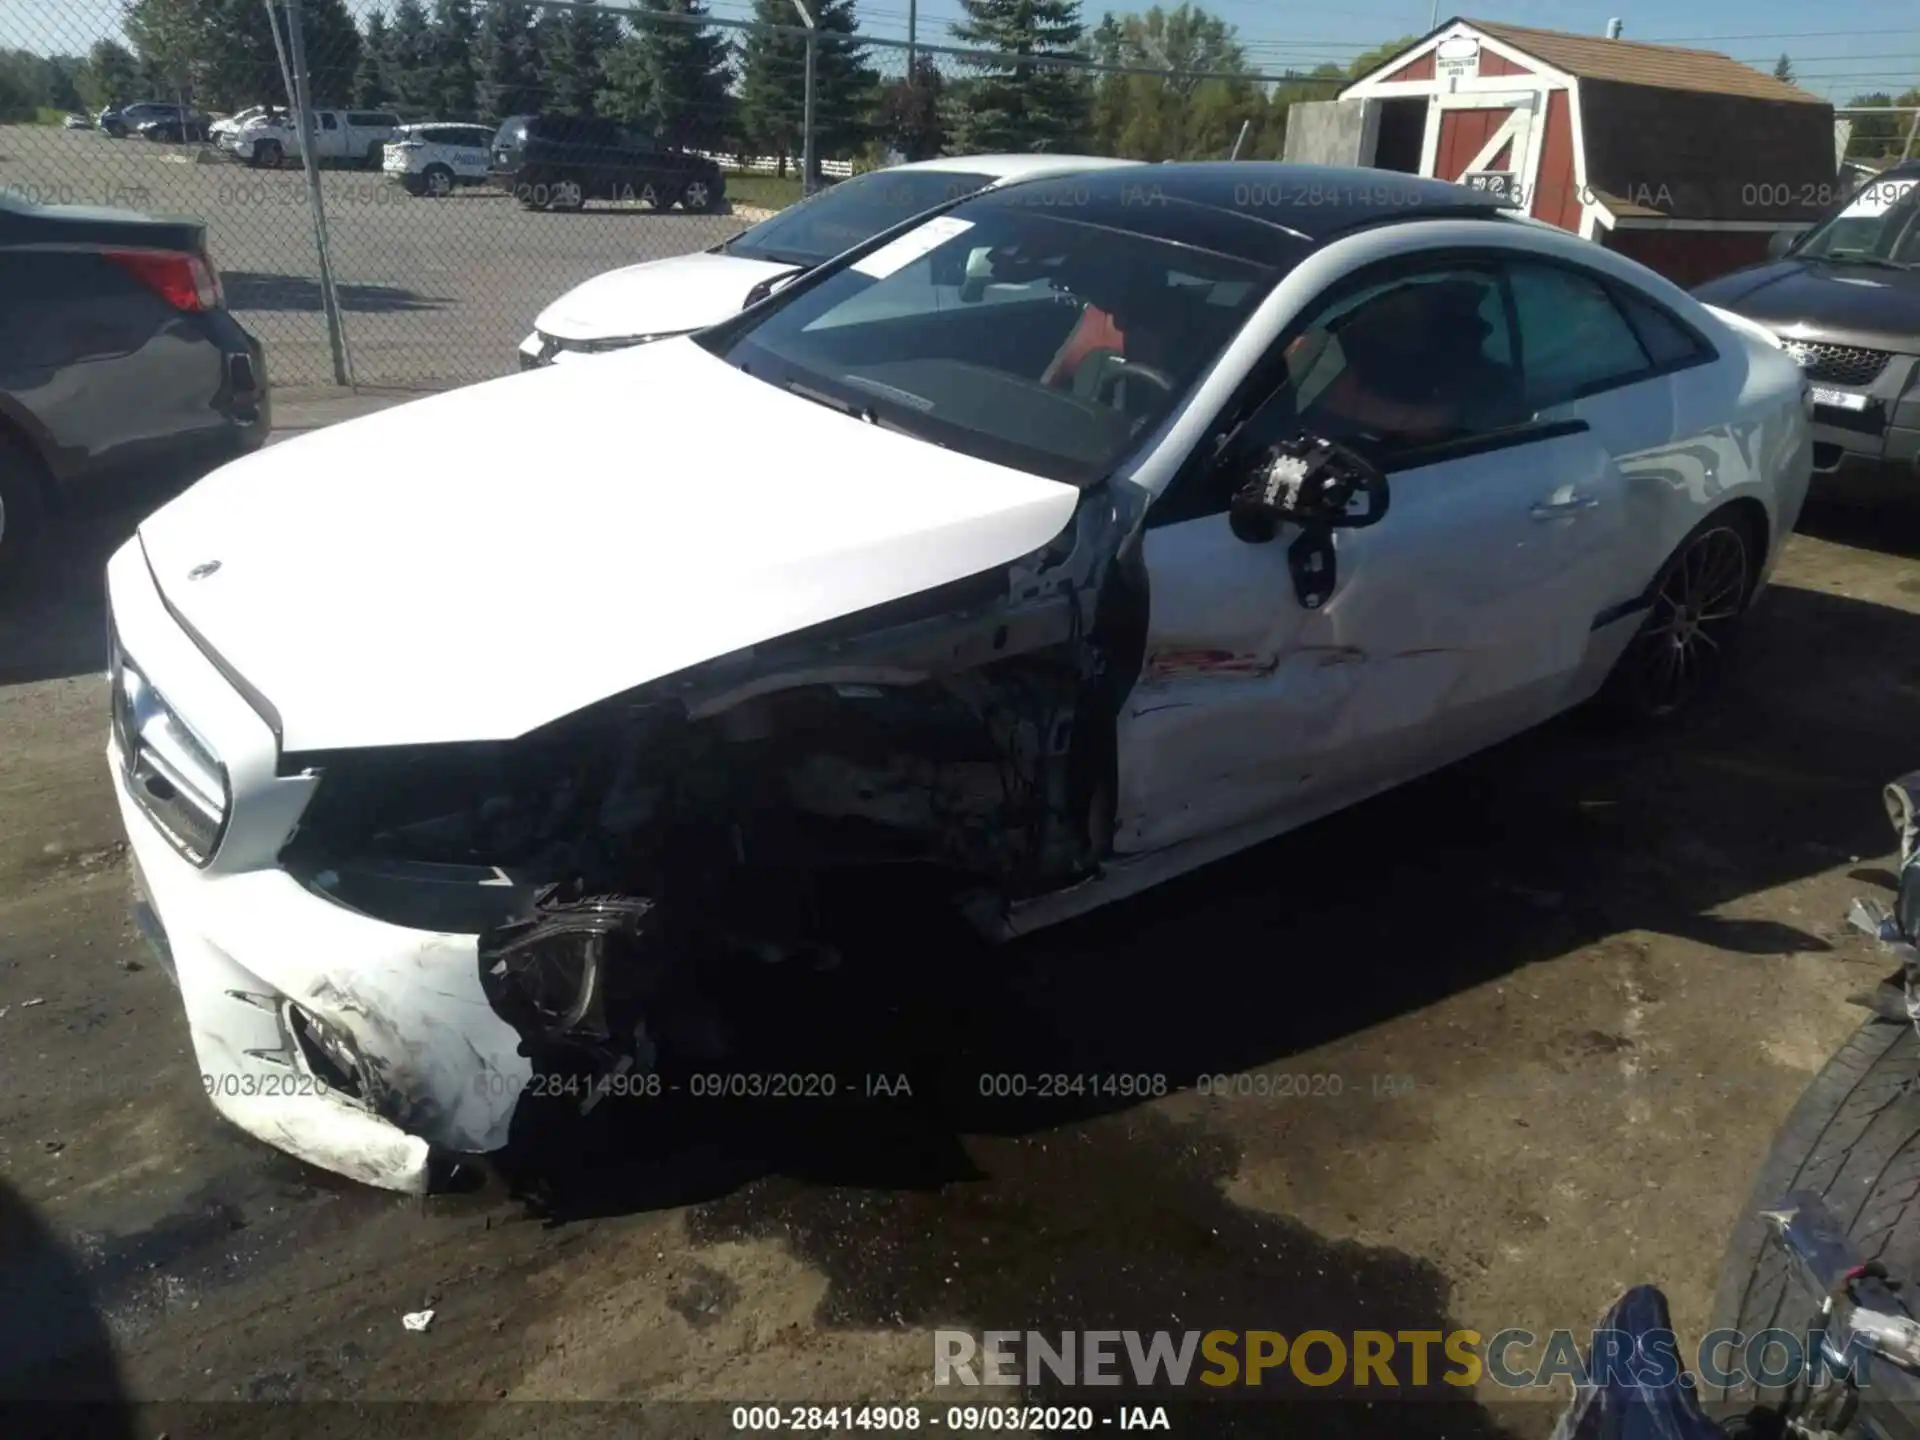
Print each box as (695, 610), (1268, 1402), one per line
(702, 152), (856, 180)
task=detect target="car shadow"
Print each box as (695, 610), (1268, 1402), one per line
(497, 577), (1914, 1222)
(1796, 492), (1920, 560)
(0, 460), (211, 688)
(0, 1177), (135, 1435)
(222, 272), (447, 314)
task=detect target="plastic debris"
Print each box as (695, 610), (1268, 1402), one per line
(402, 1310), (434, 1332)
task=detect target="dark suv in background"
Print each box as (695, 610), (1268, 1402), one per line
(1695, 161), (1920, 495)
(99, 102), (196, 139)
(489, 115), (726, 213)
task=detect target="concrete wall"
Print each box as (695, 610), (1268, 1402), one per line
(1283, 100), (1378, 167)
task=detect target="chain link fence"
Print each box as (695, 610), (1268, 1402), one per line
(0, 0), (1320, 388)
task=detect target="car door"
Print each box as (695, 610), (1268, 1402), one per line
(1114, 256), (1630, 857)
(454, 126), (492, 180)
(1497, 257), (1710, 695)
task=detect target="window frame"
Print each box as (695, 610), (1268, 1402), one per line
(1501, 254), (1718, 411)
(1150, 244), (1718, 528)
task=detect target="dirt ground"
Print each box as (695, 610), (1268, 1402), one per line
(3, 444), (1917, 1437)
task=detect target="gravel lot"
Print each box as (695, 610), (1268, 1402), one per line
(2, 386), (1918, 1435)
(0, 124), (758, 386)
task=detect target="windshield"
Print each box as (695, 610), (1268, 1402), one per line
(721, 168), (997, 268)
(1794, 173), (1920, 266)
(698, 201), (1278, 486)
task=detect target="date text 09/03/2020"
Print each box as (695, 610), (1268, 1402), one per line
(730, 1404), (1173, 1432)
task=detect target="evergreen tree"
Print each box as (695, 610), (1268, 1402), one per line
(124, 0), (207, 105)
(77, 39), (143, 110)
(430, 0), (480, 118)
(539, 0), (620, 115)
(476, 0), (541, 120)
(197, 0), (291, 111)
(387, 0), (437, 111)
(1772, 53), (1795, 83)
(298, 0), (366, 107)
(737, 0), (871, 177)
(873, 54), (944, 160)
(629, 0), (733, 147)
(356, 10), (394, 107)
(949, 0), (1088, 153)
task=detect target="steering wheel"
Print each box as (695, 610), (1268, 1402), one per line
(1093, 357), (1176, 407)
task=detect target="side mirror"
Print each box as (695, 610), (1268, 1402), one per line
(1227, 434), (1390, 544)
(1227, 435), (1391, 610)
(928, 244), (969, 291)
(1766, 228), (1798, 261)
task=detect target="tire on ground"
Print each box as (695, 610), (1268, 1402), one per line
(1705, 1015), (1920, 1410)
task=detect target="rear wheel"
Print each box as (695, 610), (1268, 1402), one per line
(681, 176), (720, 212)
(422, 164), (455, 198)
(0, 430), (50, 596)
(363, 141), (383, 169)
(1598, 511), (1758, 722)
(548, 178), (585, 212)
(1705, 1016), (1920, 1411)
(253, 139), (283, 169)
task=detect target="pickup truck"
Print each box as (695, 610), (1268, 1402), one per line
(219, 108), (402, 169)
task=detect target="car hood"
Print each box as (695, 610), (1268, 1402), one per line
(1693, 259), (1920, 350)
(135, 339), (1081, 755)
(532, 250), (800, 342)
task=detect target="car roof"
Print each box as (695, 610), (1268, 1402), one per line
(889, 153), (1138, 183)
(964, 161), (1520, 265)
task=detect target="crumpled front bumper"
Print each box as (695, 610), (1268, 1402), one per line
(107, 537), (533, 1193)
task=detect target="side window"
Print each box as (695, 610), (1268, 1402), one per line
(1154, 263), (1532, 526)
(320, 112), (339, 130)
(1249, 265), (1525, 458)
(1616, 289), (1713, 369)
(1505, 261), (1653, 409)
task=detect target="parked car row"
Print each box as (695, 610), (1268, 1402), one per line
(97, 102), (211, 143)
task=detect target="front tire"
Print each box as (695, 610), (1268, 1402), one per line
(1599, 511), (1758, 722)
(1705, 1016), (1920, 1411)
(681, 176), (721, 212)
(548, 179), (585, 212)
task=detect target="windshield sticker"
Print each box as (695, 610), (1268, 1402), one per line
(1841, 177), (1916, 219)
(851, 215), (975, 279)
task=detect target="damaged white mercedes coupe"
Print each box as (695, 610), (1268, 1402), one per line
(107, 162), (1813, 1191)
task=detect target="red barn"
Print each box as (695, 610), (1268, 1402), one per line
(1313, 17), (1838, 287)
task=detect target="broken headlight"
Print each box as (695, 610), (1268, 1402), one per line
(477, 890), (664, 1057)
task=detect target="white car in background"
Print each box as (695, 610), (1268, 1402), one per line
(383, 122), (496, 197)
(210, 105), (283, 142)
(517, 152), (1135, 368)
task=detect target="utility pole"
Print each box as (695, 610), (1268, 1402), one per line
(907, 0), (917, 73)
(283, 1), (352, 386)
(792, 0), (817, 197)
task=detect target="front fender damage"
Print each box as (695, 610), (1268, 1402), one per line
(280, 482), (1154, 1112)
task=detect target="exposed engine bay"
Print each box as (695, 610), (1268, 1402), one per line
(274, 488), (1153, 1097)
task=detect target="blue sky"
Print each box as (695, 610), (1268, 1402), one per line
(6, 0), (1917, 102)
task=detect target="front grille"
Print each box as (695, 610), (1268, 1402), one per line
(1783, 340), (1891, 387)
(112, 640), (230, 865)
